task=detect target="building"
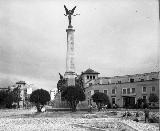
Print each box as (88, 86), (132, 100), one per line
(14, 81), (34, 108)
(80, 68), (100, 89)
(0, 87), (10, 91)
(50, 88), (57, 100)
(83, 69), (159, 108)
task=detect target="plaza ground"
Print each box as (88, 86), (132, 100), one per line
(0, 108), (159, 131)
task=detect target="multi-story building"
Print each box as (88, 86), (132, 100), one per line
(15, 81), (34, 108)
(80, 68), (100, 88)
(82, 69), (159, 108)
(50, 88), (57, 100)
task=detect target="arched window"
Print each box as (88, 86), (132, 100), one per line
(87, 75), (89, 79)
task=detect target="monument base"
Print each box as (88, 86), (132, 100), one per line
(52, 92), (70, 108)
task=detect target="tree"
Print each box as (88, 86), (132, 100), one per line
(149, 93), (159, 103)
(29, 89), (50, 112)
(136, 97), (143, 109)
(0, 90), (7, 106)
(61, 86), (85, 112)
(5, 91), (14, 108)
(92, 92), (110, 111)
(0, 89), (14, 108)
(75, 75), (85, 91)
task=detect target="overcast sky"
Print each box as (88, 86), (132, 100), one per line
(0, 0), (159, 91)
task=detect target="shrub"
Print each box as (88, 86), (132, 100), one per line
(107, 103), (111, 108)
(132, 104), (137, 109)
(149, 93), (159, 103)
(143, 102), (149, 109)
(92, 92), (110, 111)
(136, 97), (143, 109)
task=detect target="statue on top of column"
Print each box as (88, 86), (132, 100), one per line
(64, 5), (79, 27)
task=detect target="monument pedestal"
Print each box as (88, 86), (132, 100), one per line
(65, 26), (76, 86)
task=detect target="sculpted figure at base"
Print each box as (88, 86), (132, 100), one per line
(57, 73), (67, 93)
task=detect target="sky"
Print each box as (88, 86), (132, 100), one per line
(0, 0), (159, 91)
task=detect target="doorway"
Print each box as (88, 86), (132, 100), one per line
(123, 96), (135, 108)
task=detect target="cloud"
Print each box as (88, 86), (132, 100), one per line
(0, 0), (159, 91)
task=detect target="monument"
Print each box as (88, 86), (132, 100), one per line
(53, 5), (79, 109)
(64, 5), (78, 86)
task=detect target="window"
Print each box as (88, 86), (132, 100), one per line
(141, 79), (144, 82)
(146, 76), (149, 80)
(112, 89), (116, 94)
(89, 83), (92, 86)
(93, 76), (95, 79)
(104, 90), (108, 95)
(94, 90), (99, 94)
(142, 87), (146, 93)
(88, 100), (90, 105)
(143, 96), (147, 100)
(112, 97), (116, 104)
(118, 81), (121, 84)
(127, 88), (130, 94)
(152, 86), (155, 92)
(152, 78), (156, 80)
(87, 75), (89, 79)
(132, 88), (135, 93)
(130, 79), (134, 83)
(90, 76), (92, 79)
(99, 79), (102, 84)
(122, 88), (127, 94)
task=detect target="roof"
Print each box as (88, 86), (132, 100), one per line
(98, 77), (111, 79)
(0, 87), (9, 90)
(16, 81), (26, 85)
(82, 68), (100, 74)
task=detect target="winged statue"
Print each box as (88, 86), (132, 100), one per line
(64, 5), (78, 27)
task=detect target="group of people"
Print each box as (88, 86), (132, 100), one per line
(88, 104), (150, 123)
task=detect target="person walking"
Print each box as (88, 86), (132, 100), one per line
(88, 104), (92, 113)
(144, 107), (149, 123)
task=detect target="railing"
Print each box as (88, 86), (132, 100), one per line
(121, 93), (136, 96)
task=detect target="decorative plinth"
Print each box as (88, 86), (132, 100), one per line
(68, 25), (73, 28)
(52, 92), (69, 108)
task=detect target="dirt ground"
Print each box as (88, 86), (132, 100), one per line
(0, 109), (159, 131)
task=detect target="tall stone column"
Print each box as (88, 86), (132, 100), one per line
(64, 26), (76, 86)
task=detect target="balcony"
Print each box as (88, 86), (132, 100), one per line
(142, 91), (147, 95)
(122, 93), (136, 97)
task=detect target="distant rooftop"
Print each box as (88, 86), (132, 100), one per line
(101, 72), (159, 79)
(16, 81), (26, 85)
(98, 77), (111, 79)
(82, 68), (100, 74)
